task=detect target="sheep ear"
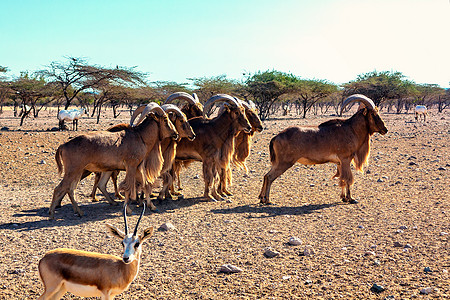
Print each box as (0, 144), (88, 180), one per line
(362, 108), (368, 116)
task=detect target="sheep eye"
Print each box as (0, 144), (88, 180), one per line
(134, 242), (140, 248)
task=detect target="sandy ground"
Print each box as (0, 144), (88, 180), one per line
(0, 106), (448, 299)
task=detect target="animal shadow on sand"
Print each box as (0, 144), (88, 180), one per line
(3, 201), (134, 232)
(211, 202), (339, 218)
(2, 195), (210, 232)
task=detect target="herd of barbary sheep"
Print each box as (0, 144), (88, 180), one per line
(38, 92), (393, 299)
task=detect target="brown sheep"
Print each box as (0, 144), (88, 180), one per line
(259, 94), (388, 205)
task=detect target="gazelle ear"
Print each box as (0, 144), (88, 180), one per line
(105, 223), (125, 240)
(140, 227), (154, 242)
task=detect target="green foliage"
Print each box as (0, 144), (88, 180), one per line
(343, 70), (407, 106)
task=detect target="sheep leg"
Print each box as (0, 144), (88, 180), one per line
(49, 172), (80, 219)
(218, 167), (233, 197)
(97, 172), (118, 205)
(90, 172), (101, 202)
(338, 159), (357, 203)
(202, 161), (219, 202)
(157, 172), (172, 202)
(111, 170), (123, 199)
(259, 162), (294, 204)
(67, 189), (83, 217)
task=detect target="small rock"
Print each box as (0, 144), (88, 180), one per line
(38, 160), (46, 165)
(371, 283), (385, 293)
(304, 279), (312, 285)
(1, 126), (9, 131)
(437, 167), (446, 171)
(404, 244), (412, 249)
(374, 259), (381, 266)
(420, 287), (433, 295)
(288, 237), (302, 246)
(193, 175), (200, 179)
(395, 229), (404, 234)
(440, 232), (448, 236)
(158, 222), (176, 231)
(282, 275), (291, 280)
(393, 241), (403, 247)
(377, 178), (384, 182)
(399, 225), (408, 230)
(302, 245), (315, 256)
(357, 225), (364, 229)
(219, 264), (243, 274)
(264, 247), (280, 258)
(424, 267), (432, 273)
(365, 251), (376, 256)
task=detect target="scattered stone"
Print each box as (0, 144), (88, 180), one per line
(219, 264), (243, 274)
(193, 175), (200, 179)
(264, 247), (280, 258)
(288, 237), (302, 246)
(371, 283), (385, 293)
(395, 229), (403, 234)
(1, 126), (9, 131)
(377, 178), (384, 182)
(282, 275), (291, 280)
(393, 241), (403, 247)
(420, 287), (433, 295)
(38, 160), (46, 165)
(438, 167), (446, 171)
(365, 251), (376, 256)
(304, 279), (312, 285)
(404, 244), (412, 249)
(424, 267), (432, 273)
(158, 222), (176, 231)
(302, 245), (315, 256)
(357, 225), (364, 229)
(370, 244), (377, 249)
(440, 232), (448, 236)
(399, 225), (408, 230)
(408, 161), (417, 166)
(383, 296), (395, 300)
(374, 259), (381, 266)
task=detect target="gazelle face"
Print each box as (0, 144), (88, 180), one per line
(122, 234), (141, 264)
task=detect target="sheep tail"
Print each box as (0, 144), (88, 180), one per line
(269, 137), (276, 163)
(55, 146), (63, 175)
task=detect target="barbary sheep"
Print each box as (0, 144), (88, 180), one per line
(49, 103), (178, 219)
(259, 94), (388, 205)
(174, 94), (252, 202)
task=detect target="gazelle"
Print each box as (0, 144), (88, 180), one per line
(38, 204), (153, 300)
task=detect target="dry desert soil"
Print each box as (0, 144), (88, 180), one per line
(0, 107), (449, 299)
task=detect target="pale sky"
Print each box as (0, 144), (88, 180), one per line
(1, 0), (449, 88)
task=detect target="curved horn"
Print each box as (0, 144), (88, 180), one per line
(133, 202), (146, 237)
(341, 94), (375, 114)
(164, 92), (197, 105)
(192, 93), (200, 103)
(130, 105), (147, 126)
(133, 103), (166, 126)
(203, 94), (240, 117)
(123, 204), (129, 236)
(161, 104), (188, 121)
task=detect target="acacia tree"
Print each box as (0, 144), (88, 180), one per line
(9, 73), (56, 125)
(292, 79), (338, 118)
(244, 70), (296, 120)
(189, 75), (241, 102)
(37, 57), (147, 111)
(0, 66), (11, 113)
(343, 71), (407, 108)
